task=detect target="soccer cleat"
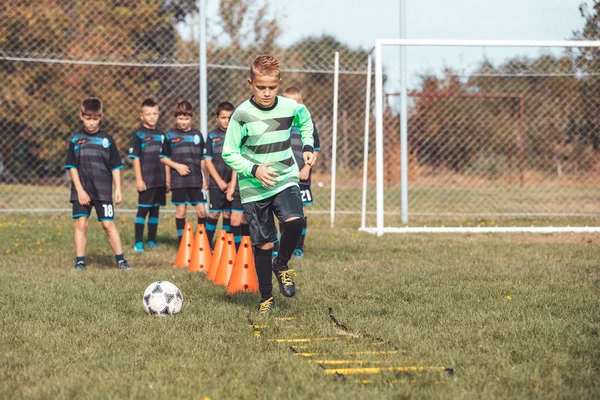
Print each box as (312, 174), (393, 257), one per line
(273, 258), (296, 297)
(73, 261), (86, 271)
(258, 297), (275, 315)
(272, 250), (278, 257)
(293, 249), (304, 258)
(133, 242), (144, 253)
(146, 241), (158, 249)
(117, 260), (133, 271)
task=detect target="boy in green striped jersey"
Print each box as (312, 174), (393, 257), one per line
(222, 55), (316, 314)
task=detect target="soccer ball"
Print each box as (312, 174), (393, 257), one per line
(142, 281), (184, 316)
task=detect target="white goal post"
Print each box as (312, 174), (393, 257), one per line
(360, 39), (600, 235)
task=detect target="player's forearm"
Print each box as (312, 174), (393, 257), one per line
(205, 158), (224, 183)
(112, 169), (122, 191)
(222, 149), (255, 178)
(69, 169), (86, 193)
(132, 158), (143, 182)
(161, 157), (182, 170)
(297, 105), (315, 151)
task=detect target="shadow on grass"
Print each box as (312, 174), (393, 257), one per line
(86, 254), (118, 268)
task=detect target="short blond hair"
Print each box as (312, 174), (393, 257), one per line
(250, 55), (280, 80)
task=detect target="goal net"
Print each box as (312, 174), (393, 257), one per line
(361, 39), (600, 234)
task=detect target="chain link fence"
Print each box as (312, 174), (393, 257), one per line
(3, 2), (600, 228)
(0, 0), (369, 215)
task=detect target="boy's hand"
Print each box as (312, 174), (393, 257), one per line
(255, 163), (279, 188)
(218, 179), (228, 192)
(226, 184), (235, 201)
(136, 179), (147, 192)
(114, 188), (122, 205)
(299, 165), (310, 181)
(77, 190), (91, 206)
(303, 152), (315, 167)
(202, 181), (208, 191)
(175, 163), (191, 176)
(166, 182), (171, 193)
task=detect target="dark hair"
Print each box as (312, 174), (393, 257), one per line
(80, 98), (102, 116)
(250, 55), (280, 80)
(174, 100), (193, 117)
(141, 98), (158, 109)
(216, 101), (235, 116)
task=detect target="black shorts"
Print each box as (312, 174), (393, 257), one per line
(171, 187), (206, 205)
(243, 185), (304, 246)
(72, 200), (115, 221)
(209, 188), (243, 213)
(138, 186), (166, 208)
(299, 182), (313, 206)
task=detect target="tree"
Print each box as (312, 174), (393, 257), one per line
(0, 0), (197, 182)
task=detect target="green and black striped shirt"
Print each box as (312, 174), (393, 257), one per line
(222, 96), (314, 203)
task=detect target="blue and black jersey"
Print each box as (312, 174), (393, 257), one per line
(160, 128), (206, 189)
(65, 130), (123, 202)
(128, 126), (166, 189)
(291, 120), (320, 183)
(205, 127), (233, 190)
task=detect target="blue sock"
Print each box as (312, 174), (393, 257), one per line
(115, 253), (125, 263)
(76, 256), (86, 264)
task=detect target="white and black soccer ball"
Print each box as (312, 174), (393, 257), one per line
(142, 281), (183, 316)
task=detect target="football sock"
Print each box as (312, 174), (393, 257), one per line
(176, 218), (185, 242)
(147, 206), (160, 242)
(231, 225), (242, 250)
(296, 216), (307, 251)
(223, 217), (231, 232)
(276, 218), (304, 266)
(115, 253), (125, 263)
(255, 247), (274, 300)
(135, 207), (150, 243)
(76, 256), (86, 264)
(241, 223), (250, 236)
(206, 217), (218, 245)
(197, 216), (207, 226)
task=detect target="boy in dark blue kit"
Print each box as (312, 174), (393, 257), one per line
(283, 87), (320, 258)
(65, 98), (132, 271)
(204, 101), (249, 248)
(160, 100), (208, 242)
(129, 98), (168, 252)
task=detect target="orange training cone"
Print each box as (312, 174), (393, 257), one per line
(214, 233), (237, 286)
(189, 224), (212, 273)
(227, 236), (259, 294)
(207, 230), (227, 281)
(174, 222), (194, 268)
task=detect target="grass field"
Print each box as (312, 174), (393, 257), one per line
(1, 212), (599, 399)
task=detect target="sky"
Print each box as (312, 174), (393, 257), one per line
(203, 0), (590, 91)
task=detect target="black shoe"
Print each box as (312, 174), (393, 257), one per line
(117, 260), (133, 271)
(73, 261), (86, 271)
(273, 258), (296, 297)
(258, 297), (275, 315)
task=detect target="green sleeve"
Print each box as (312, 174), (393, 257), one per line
(222, 114), (255, 178)
(294, 104), (315, 151)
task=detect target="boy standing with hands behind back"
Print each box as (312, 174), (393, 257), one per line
(65, 98), (132, 271)
(223, 55), (315, 314)
(129, 98), (168, 252)
(160, 100), (208, 242)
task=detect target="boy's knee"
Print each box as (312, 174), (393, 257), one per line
(209, 212), (220, 219)
(75, 218), (88, 231)
(256, 242), (274, 251)
(282, 218), (304, 235)
(100, 220), (115, 232)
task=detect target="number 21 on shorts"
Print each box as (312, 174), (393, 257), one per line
(300, 189), (312, 203)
